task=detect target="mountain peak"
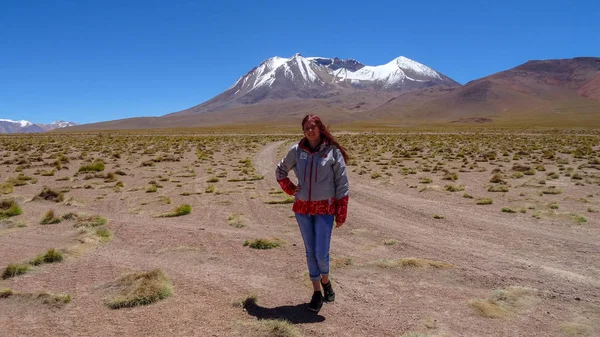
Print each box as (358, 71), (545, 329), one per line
(0, 119), (33, 127)
(0, 119), (78, 133)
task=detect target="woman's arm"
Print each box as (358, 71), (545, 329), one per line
(275, 145), (298, 195)
(332, 148), (349, 224)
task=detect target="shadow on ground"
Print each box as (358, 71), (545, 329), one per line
(243, 298), (325, 323)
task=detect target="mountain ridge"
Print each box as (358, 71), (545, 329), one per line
(59, 56), (600, 131)
(0, 119), (78, 134)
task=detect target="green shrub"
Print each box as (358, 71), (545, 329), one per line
(78, 160), (105, 172)
(31, 248), (63, 265)
(2, 264), (30, 279)
(157, 204), (191, 217)
(0, 199), (23, 219)
(488, 185), (509, 192)
(476, 198), (493, 205)
(243, 238), (281, 249)
(444, 184), (465, 192)
(40, 209), (61, 224)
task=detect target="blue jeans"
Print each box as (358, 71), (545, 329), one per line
(295, 213), (334, 281)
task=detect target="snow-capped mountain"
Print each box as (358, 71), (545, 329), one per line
(0, 119), (79, 133)
(173, 53), (459, 116)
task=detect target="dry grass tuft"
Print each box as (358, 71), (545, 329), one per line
(330, 255), (354, 269)
(0, 199), (22, 219)
(35, 186), (64, 203)
(40, 209), (61, 224)
(468, 299), (508, 318)
(2, 263), (30, 279)
(559, 323), (593, 336)
(469, 286), (536, 318)
(376, 258), (455, 269)
(264, 196), (295, 204)
(227, 213), (245, 228)
(0, 289), (71, 307)
(74, 214), (107, 227)
(156, 204), (191, 217)
(235, 318), (302, 337)
(243, 238), (282, 249)
(105, 269), (172, 309)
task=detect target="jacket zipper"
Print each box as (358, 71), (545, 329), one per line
(308, 154), (314, 202)
(303, 154), (308, 183)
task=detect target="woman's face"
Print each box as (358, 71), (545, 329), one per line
(303, 121), (321, 143)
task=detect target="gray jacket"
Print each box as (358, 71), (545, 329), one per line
(276, 139), (349, 203)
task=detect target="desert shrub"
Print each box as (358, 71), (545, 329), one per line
(0, 288), (13, 298)
(236, 318), (301, 337)
(2, 264), (30, 279)
(157, 204), (191, 217)
(469, 286), (535, 318)
(0, 199), (23, 219)
(105, 269), (172, 309)
(571, 214), (587, 224)
(542, 187), (563, 195)
(95, 228), (112, 241)
(0, 182), (14, 194)
(488, 185), (509, 192)
(489, 174), (505, 183)
(512, 164), (530, 172)
(243, 238), (281, 249)
(40, 209), (61, 224)
(35, 187), (64, 202)
(501, 207), (516, 213)
(444, 184), (465, 192)
(30, 248), (63, 265)
(78, 160), (105, 172)
(442, 172), (458, 181)
(476, 198), (493, 205)
(75, 214), (107, 227)
(206, 177), (219, 183)
(227, 213), (244, 228)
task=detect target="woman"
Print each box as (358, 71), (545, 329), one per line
(275, 114), (350, 312)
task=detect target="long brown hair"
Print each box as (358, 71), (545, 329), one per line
(302, 114), (349, 162)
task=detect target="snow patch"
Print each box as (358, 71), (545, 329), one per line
(0, 119), (33, 127)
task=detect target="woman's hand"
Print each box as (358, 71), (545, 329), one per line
(294, 184), (301, 195)
(335, 220), (344, 228)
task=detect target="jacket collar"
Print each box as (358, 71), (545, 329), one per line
(298, 137), (328, 153)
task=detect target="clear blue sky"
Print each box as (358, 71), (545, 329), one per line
(1, 0), (598, 124)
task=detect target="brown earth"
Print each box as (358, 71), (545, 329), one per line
(1, 135), (599, 337)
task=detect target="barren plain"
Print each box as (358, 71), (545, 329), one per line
(1, 130), (599, 337)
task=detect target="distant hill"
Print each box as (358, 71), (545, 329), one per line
(0, 119), (78, 134)
(368, 57), (600, 125)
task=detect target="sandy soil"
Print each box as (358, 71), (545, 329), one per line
(0, 135), (599, 337)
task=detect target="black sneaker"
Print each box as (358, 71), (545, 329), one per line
(308, 291), (323, 312)
(321, 281), (335, 303)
